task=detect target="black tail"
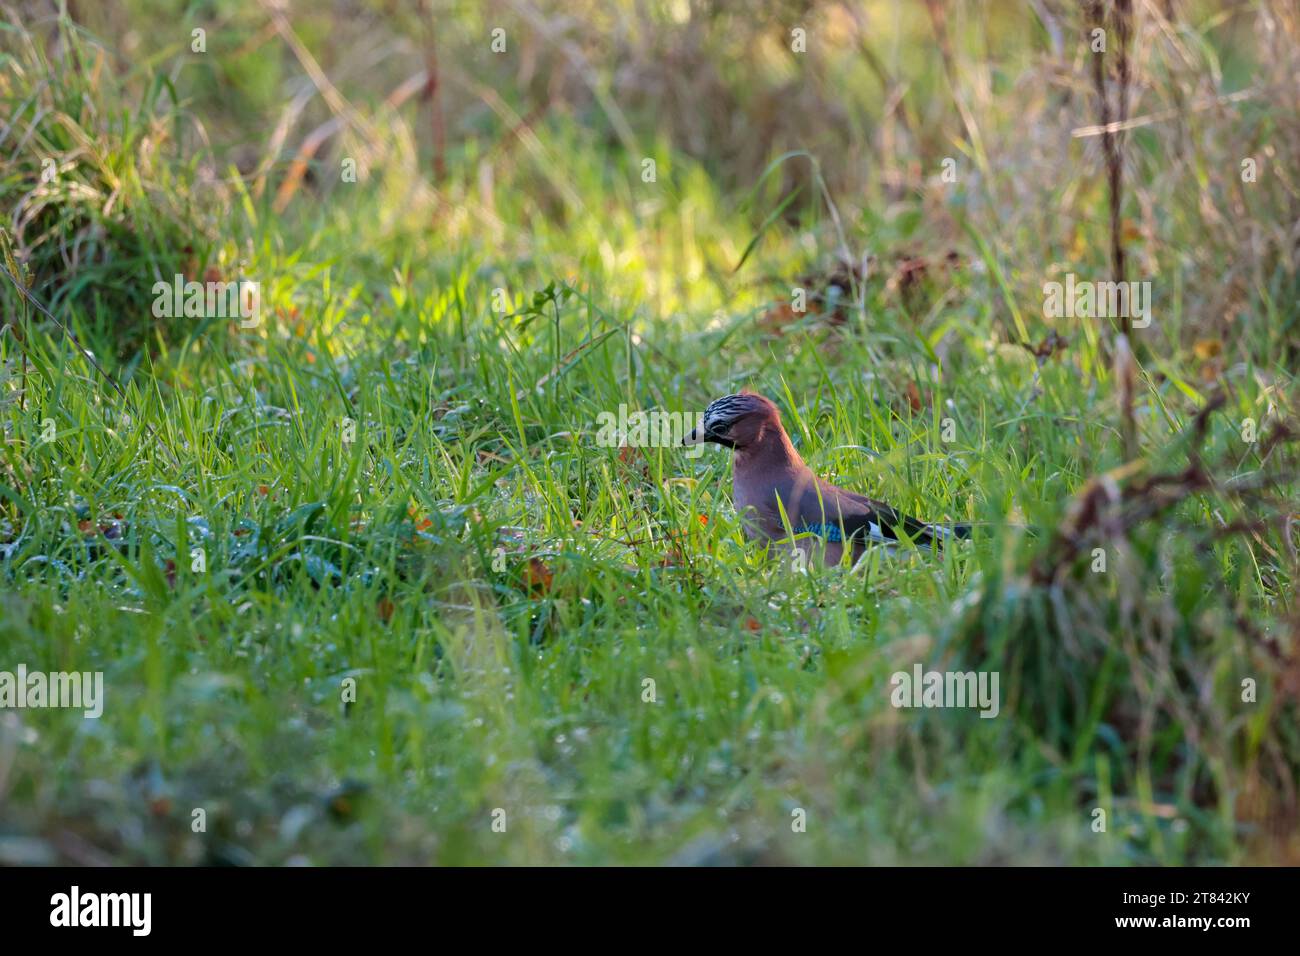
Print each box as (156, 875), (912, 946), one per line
(840, 508), (968, 550)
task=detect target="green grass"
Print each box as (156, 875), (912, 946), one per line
(1, 1), (1297, 865)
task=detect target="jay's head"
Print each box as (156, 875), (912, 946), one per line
(683, 391), (782, 451)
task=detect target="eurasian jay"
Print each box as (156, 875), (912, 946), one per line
(683, 391), (968, 565)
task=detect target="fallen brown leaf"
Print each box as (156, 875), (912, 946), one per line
(524, 557), (553, 594)
(1194, 338), (1223, 360)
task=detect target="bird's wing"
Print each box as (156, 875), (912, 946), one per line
(817, 485), (943, 547)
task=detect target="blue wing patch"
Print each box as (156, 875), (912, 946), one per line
(797, 519), (893, 545)
(796, 522), (843, 542)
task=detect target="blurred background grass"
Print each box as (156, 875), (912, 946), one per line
(7, 0), (1298, 354)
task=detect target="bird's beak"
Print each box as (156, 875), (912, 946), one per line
(682, 424), (734, 449)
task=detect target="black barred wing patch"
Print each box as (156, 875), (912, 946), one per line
(835, 501), (946, 549)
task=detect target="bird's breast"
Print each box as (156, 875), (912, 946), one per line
(732, 475), (786, 542)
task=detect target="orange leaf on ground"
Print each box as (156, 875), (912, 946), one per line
(659, 547), (685, 567)
(758, 301), (799, 336)
(376, 597), (395, 623)
(524, 557), (553, 594)
(1194, 338), (1223, 360)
